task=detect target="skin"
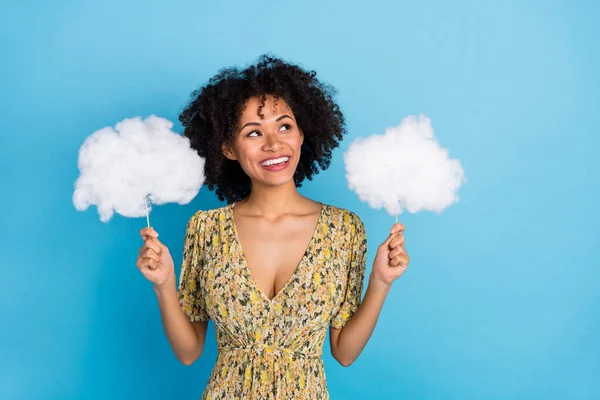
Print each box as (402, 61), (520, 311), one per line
(136, 95), (411, 368)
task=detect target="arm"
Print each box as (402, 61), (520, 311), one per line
(330, 276), (390, 366)
(159, 213), (210, 366)
(330, 217), (408, 366)
(328, 213), (371, 367)
(154, 280), (208, 366)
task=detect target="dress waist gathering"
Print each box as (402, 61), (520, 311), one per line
(218, 343), (323, 360)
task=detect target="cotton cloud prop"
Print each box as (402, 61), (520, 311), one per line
(73, 115), (205, 224)
(344, 114), (465, 219)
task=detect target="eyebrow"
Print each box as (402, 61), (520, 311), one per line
(239, 114), (294, 132)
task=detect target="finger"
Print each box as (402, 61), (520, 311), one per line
(379, 228), (401, 249)
(148, 258), (160, 270)
(389, 235), (405, 249)
(389, 223), (405, 234)
(388, 247), (406, 260)
(379, 231), (404, 250)
(140, 227), (159, 239)
(140, 250), (160, 262)
(140, 249), (162, 260)
(390, 256), (403, 267)
(138, 258), (159, 271)
(136, 257), (151, 271)
(391, 254), (410, 268)
(139, 239), (162, 256)
(379, 234), (395, 251)
(148, 237), (166, 251)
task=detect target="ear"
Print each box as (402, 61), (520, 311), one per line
(299, 129), (304, 146)
(221, 142), (237, 161)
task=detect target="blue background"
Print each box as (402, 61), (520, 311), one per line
(1, 1), (599, 399)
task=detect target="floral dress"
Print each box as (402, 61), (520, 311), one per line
(178, 202), (367, 399)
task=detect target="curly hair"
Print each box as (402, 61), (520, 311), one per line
(178, 54), (347, 204)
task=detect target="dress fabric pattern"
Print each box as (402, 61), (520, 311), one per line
(178, 203), (367, 399)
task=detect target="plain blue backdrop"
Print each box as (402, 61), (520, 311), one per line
(1, 0), (599, 399)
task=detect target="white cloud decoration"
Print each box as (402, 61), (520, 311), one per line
(73, 115), (205, 223)
(344, 114), (466, 217)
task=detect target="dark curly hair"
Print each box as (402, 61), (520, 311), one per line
(178, 54), (347, 204)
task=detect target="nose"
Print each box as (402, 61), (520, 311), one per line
(263, 132), (282, 152)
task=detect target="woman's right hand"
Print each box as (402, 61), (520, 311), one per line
(137, 227), (176, 290)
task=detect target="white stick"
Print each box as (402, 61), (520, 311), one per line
(145, 195), (150, 228)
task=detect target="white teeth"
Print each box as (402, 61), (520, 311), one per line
(261, 157), (289, 167)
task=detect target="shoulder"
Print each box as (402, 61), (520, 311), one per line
(323, 204), (366, 236)
(191, 204), (230, 220)
(185, 204), (231, 231)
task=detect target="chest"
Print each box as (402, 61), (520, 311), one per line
(235, 215), (318, 300)
(198, 207), (353, 330)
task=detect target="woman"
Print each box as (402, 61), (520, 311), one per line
(136, 55), (410, 399)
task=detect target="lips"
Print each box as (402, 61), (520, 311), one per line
(260, 155), (291, 162)
(259, 156), (291, 173)
(260, 156), (291, 167)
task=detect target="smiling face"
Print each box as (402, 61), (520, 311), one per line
(222, 95), (304, 189)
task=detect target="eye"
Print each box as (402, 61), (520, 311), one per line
(247, 130), (260, 137)
(279, 123), (292, 132)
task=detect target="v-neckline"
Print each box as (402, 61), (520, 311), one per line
(227, 202), (326, 304)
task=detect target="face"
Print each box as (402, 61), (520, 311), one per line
(222, 95), (304, 188)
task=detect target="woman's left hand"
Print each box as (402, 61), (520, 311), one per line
(371, 222), (410, 287)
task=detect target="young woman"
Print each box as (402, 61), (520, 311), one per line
(136, 55), (410, 399)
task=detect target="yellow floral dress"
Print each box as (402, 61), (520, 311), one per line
(178, 202), (367, 399)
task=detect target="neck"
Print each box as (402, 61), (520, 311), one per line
(239, 180), (304, 218)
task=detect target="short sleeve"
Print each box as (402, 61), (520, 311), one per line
(177, 212), (210, 323)
(330, 213), (367, 329)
